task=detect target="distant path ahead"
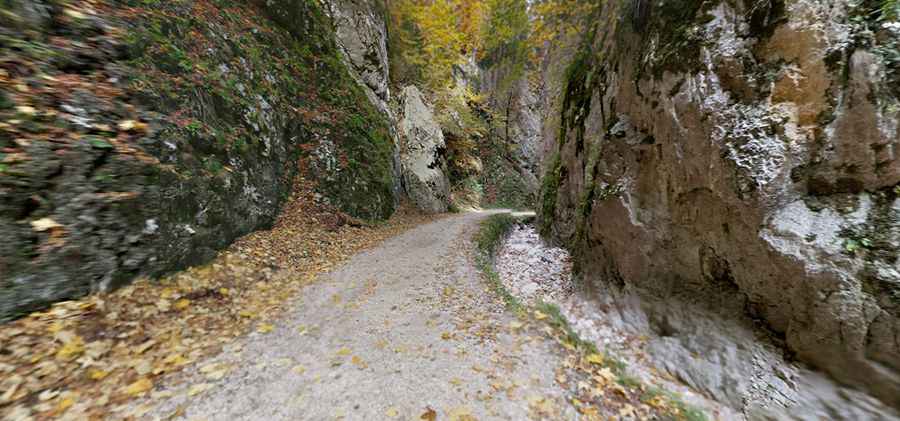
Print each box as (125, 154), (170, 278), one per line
(144, 211), (578, 420)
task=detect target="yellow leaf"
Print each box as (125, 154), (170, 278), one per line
(56, 396), (75, 412)
(174, 298), (191, 310)
(124, 378), (153, 396)
(88, 368), (109, 380)
(336, 347), (351, 356)
(56, 335), (85, 361)
(239, 310), (256, 318)
(585, 353), (604, 365)
(385, 407), (399, 417)
(219, 288), (230, 296)
(187, 383), (213, 397)
(509, 321), (524, 330)
(292, 365), (306, 375)
(163, 354), (189, 366)
(441, 331), (452, 340)
(533, 310), (548, 320)
(257, 323), (274, 334)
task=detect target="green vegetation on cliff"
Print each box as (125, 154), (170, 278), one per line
(0, 0), (397, 320)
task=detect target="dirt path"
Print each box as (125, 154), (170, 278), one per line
(141, 211), (580, 420)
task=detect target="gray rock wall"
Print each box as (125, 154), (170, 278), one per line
(0, 0), (398, 320)
(397, 86), (450, 213)
(540, 0), (900, 409)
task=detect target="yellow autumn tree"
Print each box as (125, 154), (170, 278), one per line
(455, 0), (486, 55)
(530, 0), (598, 53)
(393, 0), (464, 91)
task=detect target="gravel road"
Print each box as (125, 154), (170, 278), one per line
(141, 211), (578, 420)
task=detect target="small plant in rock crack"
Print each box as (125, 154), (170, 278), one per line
(534, 301), (597, 354)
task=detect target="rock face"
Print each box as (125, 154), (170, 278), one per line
(540, 0), (900, 411)
(0, 0), (397, 320)
(325, 0), (403, 205)
(325, 0), (391, 114)
(397, 86), (450, 213)
(479, 60), (541, 196)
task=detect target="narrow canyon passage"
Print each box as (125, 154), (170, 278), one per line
(2, 0), (898, 419)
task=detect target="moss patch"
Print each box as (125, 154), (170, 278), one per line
(475, 213), (524, 312)
(539, 151), (563, 236)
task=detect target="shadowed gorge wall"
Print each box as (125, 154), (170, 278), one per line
(0, 0), (397, 320)
(539, 0), (900, 409)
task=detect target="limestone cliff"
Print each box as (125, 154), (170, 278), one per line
(397, 86), (451, 213)
(540, 0), (900, 411)
(0, 0), (397, 320)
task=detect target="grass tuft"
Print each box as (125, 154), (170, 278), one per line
(474, 214), (523, 312)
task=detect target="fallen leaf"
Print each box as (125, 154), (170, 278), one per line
(257, 323), (274, 334)
(64, 8), (86, 19)
(134, 359), (153, 375)
(336, 347), (352, 356)
(585, 353), (604, 365)
(351, 355), (368, 369)
(88, 368), (109, 380)
(385, 407), (399, 417)
(16, 105), (36, 115)
(420, 407), (437, 421)
(31, 218), (62, 232)
(174, 298), (191, 310)
(448, 406), (477, 421)
(533, 310), (548, 320)
(55, 334), (85, 361)
(187, 383), (213, 397)
(163, 354), (190, 366)
(135, 339), (157, 354)
(124, 378), (153, 396)
(55, 396), (75, 413)
(117, 119), (147, 132)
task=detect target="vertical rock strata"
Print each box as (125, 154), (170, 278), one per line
(540, 0), (900, 409)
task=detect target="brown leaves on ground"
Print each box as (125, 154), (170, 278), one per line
(526, 310), (700, 421)
(0, 181), (437, 420)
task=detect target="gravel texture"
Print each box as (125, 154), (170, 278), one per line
(139, 211), (579, 420)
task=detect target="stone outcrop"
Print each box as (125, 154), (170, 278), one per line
(0, 0), (397, 320)
(397, 86), (450, 213)
(540, 0), (900, 411)
(325, 0), (391, 115)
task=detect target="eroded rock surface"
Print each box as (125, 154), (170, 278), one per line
(540, 0), (900, 411)
(0, 0), (398, 320)
(325, 0), (391, 115)
(397, 86), (450, 213)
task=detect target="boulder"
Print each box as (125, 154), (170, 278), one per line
(397, 86), (450, 213)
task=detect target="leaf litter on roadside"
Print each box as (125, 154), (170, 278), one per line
(0, 179), (438, 420)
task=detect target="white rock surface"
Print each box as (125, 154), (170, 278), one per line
(397, 86), (450, 213)
(496, 223), (900, 420)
